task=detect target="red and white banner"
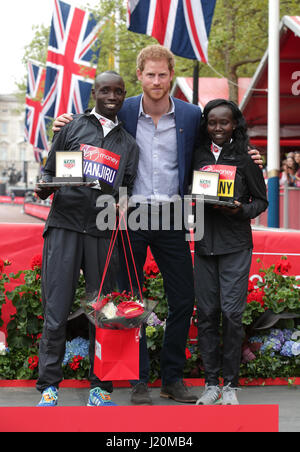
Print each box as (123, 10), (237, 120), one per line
(81, 144), (120, 186)
(1, 224), (300, 335)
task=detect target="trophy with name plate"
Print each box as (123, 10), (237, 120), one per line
(37, 151), (96, 188)
(191, 170), (237, 208)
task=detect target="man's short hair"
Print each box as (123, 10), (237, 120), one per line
(136, 44), (175, 73)
(94, 71), (123, 87)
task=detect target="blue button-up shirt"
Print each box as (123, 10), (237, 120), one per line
(131, 96), (179, 203)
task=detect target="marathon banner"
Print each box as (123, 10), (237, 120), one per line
(80, 144), (120, 186)
(201, 165), (237, 198)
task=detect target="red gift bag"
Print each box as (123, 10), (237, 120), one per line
(94, 327), (140, 381)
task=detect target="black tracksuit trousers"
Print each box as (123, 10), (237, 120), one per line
(194, 249), (252, 387)
(36, 227), (118, 393)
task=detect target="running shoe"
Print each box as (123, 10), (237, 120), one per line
(87, 387), (117, 406)
(221, 384), (240, 405)
(37, 386), (58, 407)
(196, 384), (221, 405)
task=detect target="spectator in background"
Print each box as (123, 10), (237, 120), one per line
(295, 151), (300, 187)
(294, 150), (300, 171)
(280, 159), (288, 186)
(286, 156), (297, 187)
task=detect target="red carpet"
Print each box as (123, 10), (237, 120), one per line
(0, 405), (278, 432)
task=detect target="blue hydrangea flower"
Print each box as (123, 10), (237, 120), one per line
(282, 329), (294, 341)
(249, 336), (264, 344)
(269, 329), (285, 344)
(147, 312), (165, 327)
(261, 337), (282, 354)
(291, 342), (300, 356)
(63, 337), (89, 365)
(280, 341), (294, 357)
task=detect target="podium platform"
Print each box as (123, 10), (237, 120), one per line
(1, 384), (298, 432)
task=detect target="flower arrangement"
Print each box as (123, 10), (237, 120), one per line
(92, 291), (144, 321)
(0, 253), (299, 383)
(62, 337), (90, 379)
(240, 327), (300, 380)
(243, 256), (300, 326)
(82, 290), (157, 330)
(0, 254), (87, 379)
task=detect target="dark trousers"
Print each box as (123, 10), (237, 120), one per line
(118, 206), (195, 385)
(36, 227), (118, 393)
(194, 249), (252, 387)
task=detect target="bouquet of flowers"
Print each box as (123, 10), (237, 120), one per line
(81, 290), (158, 330)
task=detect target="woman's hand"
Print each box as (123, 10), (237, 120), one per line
(213, 200), (242, 215)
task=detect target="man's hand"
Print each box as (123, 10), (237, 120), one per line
(248, 148), (263, 168)
(34, 181), (59, 200)
(52, 113), (73, 132)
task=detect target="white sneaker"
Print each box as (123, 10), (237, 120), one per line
(221, 384), (240, 405)
(196, 384), (221, 405)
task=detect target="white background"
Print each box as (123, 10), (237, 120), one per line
(0, 0), (100, 94)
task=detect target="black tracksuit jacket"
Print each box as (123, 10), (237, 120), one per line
(43, 111), (139, 237)
(193, 141), (268, 256)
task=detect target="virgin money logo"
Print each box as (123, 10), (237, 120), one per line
(201, 165), (236, 178)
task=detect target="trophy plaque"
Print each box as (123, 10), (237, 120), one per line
(54, 151), (83, 182)
(37, 151), (96, 188)
(191, 170), (237, 208)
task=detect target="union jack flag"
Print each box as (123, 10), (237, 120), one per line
(127, 0), (216, 62)
(25, 61), (50, 162)
(43, 0), (102, 119)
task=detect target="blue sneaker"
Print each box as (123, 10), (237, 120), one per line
(37, 386), (58, 407)
(87, 387), (117, 406)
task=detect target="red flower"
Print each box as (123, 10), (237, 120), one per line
(31, 254), (42, 270)
(0, 259), (4, 274)
(69, 355), (83, 371)
(92, 291), (135, 311)
(275, 258), (291, 275)
(247, 287), (265, 307)
(248, 280), (255, 292)
(144, 255), (159, 277)
(116, 301), (144, 318)
(185, 348), (192, 360)
(28, 355), (39, 370)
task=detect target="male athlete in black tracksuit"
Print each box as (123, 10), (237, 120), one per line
(35, 72), (139, 406)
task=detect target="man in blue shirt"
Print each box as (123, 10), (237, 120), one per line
(53, 45), (262, 405)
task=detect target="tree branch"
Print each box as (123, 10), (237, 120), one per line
(232, 58), (262, 71)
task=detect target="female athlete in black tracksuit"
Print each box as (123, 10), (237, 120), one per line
(193, 99), (268, 405)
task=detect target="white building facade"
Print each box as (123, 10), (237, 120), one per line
(0, 94), (40, 192)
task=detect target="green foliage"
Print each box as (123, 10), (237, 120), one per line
(18, 0), (300, 107)
(243, 301), (265, 326)
(240, 351), (300, 380)
(6, 267), (43, 350)
(201, 0), (300, 102)
(243, 257), (300, 325)
(0, 260), (10, 328)
(260, 258), (300, 315)
(0, 259), (86, 380)
(143, 273), (168, 321)
(146, 324), (165, 383)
